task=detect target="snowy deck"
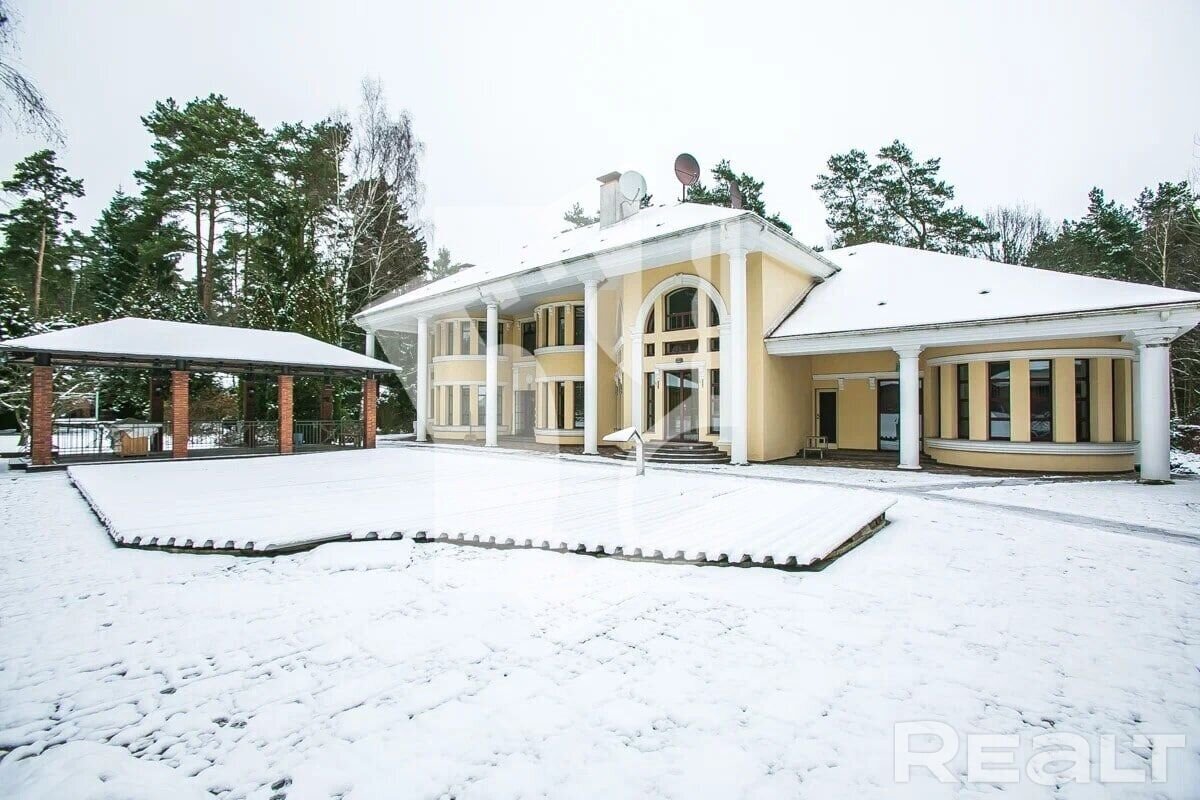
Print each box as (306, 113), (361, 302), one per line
(66, 447), (894, 566)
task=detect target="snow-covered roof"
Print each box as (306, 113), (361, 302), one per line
(0, 318), (397, 374)
(358, 203), (767, 319)
(770, 243), (1200, 339)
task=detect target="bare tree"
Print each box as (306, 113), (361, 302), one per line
(0, 2), (61, 142)
(335, 79), (426, 316)
(973, 204), (1051, 265)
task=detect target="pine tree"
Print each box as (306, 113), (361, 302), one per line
(814, 140), (993, 253)
(1029, 188), (1140, 279)
(136, 95), (266, 318)
(425, 246), (469, 282)
(0, 149), (84, 316)
(687, 159), (792, 233)
(563, 202), (598, 228)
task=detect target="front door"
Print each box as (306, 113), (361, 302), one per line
(878, 379), (900, 451)
(513, 390), (535, 436)
(664, 370), (699, 441)
(817, 389), (837, 444)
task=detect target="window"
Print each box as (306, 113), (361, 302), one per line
(460, 386), (471, 426)
(555, 382), (565, 429)
(1029, 359), (1053, 442)
(665, 339), (698, 355)
(477, 387), (487, 429)
(709, 369), (721, 433)
(1075, 359), (1090, 442)
(522, 321), (535, 353)
(573, 382), (584, 429)
(644, 343), (655, 357)
(496, 392), (503, 428)
(644, 307), (655, 334)
(477, 321), (487, 355)
(556, 307), (565, 346)
(665, 287), (697, 331)
(708, 297), (720, 327)
(573, 306), (585, 345)
(709, 337), (720, 352)
(957, 364), (970, 439)
(988, 361), (1011, 440)
(459, 322), (471, 355)
(446, 386), (454, 426)
(645, 372), (656, 430)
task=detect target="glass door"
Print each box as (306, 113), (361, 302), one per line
(664, 370), (699, 441)
(878, 379), (900, 451)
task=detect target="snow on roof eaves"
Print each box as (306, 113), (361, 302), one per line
(355, 203), (838, 325)
(769, 243), (1200, 340)
(0, 318), (397, 373)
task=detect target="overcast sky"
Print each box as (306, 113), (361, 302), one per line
(3, 0), (1198, 267)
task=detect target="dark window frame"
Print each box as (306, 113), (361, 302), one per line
(665, 339), (699, 356)
(460, 386), (472, 426)
(644, 307), (655, 334)
(644, 343), (655, 357)
(665, 288), (698, 331)
(1029, 359), (1053, 442)
(555, 307), (565, 347)
(956, 364), (970, 439)
(708, 297), (720, 327)
(573, 381), (584, 429)
(709, 369), (720, 434)
(645, 372), (655, 431)
(555, 381), (566, 430)
(573, 306), (585, 345)
(988, 361), (1011, 441)
(521, 320), (536, 354)
(459, 322), (471, 356)
(477, 321), (487, 355)
(1075, 359), (1091, 443)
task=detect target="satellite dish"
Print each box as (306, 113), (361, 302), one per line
(674, 153), (700, 186)
(619, 170), (647, 203)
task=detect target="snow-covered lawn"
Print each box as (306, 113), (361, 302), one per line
(68, 449), (893, 564)
(1, 461), (1198, 798)
(938, 477), (1200, 538)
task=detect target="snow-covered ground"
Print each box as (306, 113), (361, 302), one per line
(1, 458), (1198, 798)
(938, 477), (1200, 537)
(68, 449), (893, 564)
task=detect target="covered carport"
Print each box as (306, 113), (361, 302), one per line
(0, 317), (397, 467)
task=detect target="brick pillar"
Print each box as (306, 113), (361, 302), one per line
(362, 377), (377, 449)
(278, 375), (294, 455)
(170, 370), (189, 459)
(320, 383), (333, 421)
(29, 365), (53, 466)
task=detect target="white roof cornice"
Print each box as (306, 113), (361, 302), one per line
(765, 302), (1200, 356)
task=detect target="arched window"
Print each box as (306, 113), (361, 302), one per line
(644, 306), (655, 334)
(665, 288), (697, 331)
(708, 297), (720, 326)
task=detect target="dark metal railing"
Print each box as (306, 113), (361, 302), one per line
(187, 420), (278, 451)
(294, 420), (364, 449)
(48, 420), (164, 458)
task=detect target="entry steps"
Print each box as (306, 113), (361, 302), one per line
(610, 440), (730, 465)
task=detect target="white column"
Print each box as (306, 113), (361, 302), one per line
(630, 331), (644, 433)
(718, 322), (732, 444)
(415, 317), (428, 442)
(583, 279), (599, 454)
(728, 248), (749, 465)
(364, 330), (375, 359)
(1131, 357), (1141, 466)
(1136, 341), (1171, 483)
(896, 345), (923, 470)
(485, 303), (499, 447)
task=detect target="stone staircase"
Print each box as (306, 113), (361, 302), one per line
(609, 440), (730, 465)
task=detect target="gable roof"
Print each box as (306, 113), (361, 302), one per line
(356, 202), (838, 323)
(0, 318), (397, 375)
(770, 243), (1200, 339)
